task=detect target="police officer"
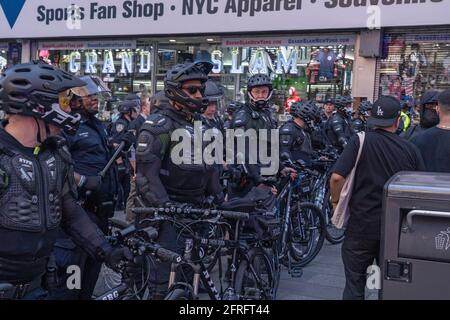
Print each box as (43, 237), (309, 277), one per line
(0, 61), (136, 300)
(352, 100), (372, 133)
(135, 61), (224, 298)
(125, 92), (151, 222)
(53, 76), (133, 299)
(223, 102), (243, 130)
(402, 90), (440, 140)
(202, 80), (225, 132)
(110, 99), (138, 211)
(229, 74), (278, 198)
(324, 95), (354, 153)
(279, 101), (318, 166)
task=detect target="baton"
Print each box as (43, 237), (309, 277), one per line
(99, 141), (126, 179)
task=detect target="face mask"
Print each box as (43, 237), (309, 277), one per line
(421, 108), (439, 128)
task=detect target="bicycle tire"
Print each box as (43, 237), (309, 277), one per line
(289, 202), (325, 267)
(322, 190), (345, 244)
(234, 247), (275, 300)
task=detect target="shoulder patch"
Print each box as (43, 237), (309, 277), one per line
(141, 114), (172, 136)
(232, 110), (251, 128)
(115, 122), (125, 133)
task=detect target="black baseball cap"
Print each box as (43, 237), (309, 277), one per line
(367, 96), (401, 127)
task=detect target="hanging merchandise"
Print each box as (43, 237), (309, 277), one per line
(317, 48), (337, 81)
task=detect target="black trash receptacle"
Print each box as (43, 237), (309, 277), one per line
(381, 172), (450, 300)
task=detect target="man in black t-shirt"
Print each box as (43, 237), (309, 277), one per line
(330, 96), (425, 300)
(411, 89), (450, 173)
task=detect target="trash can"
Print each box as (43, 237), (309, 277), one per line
(381, 171), (450, 300)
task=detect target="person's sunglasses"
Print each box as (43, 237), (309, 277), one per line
(182, 85), (205, 95)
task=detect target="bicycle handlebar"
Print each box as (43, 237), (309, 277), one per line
(132, 206), (249, 221)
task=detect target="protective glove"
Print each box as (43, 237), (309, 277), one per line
(104, 246), (143, 278)
(120, 131), (136, 152)
(78, 175), (102, 191)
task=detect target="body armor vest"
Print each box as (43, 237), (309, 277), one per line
(158, 110), (209, 202)
(0, 145), (67, 232)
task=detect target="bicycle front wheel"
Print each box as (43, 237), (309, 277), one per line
(234, 247), (275, 300)
(289, 202), (325, 267)
(323, 190), (345, 244)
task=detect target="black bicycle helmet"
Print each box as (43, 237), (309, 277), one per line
(247, 74), (273, 109)
(359, 100), (373, 114)
(0, 61), (85, 134)
(164, 61), (213, 113)
(290, 100), (318, 122)
(333, 95), (353, 110)
(204, 80), (223, 103)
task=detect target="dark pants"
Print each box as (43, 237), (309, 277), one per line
(341, 235), (380, 300)
(51, 202), (112, 300)
(117, 168), (131, 210)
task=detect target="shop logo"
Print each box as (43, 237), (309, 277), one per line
(0, 0), (26, 28)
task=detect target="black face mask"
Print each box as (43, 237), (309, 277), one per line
(421, 108), (439, 128)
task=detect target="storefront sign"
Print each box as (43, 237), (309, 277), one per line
(0, 0), (449, 38)
(222, 35), (356, 47)
(404, 33), (450, 44)
(38, 40), (137, 50)
(67, 50), (152, 75)
(212, 47), (304, 75)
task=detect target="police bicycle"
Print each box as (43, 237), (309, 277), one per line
(133, 206), (278, 300)
(309, 150), (345, 244)
(95, 220), (182, 300)
(275, 154), (326, 272)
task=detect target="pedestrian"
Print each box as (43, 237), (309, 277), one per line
(411, 88), (450, 173)
(402, 90), (440, 140)
(330, 95), (425, 300)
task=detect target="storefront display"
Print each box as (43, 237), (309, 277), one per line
(378, 30), (450, 104)
(37, 34), (355, 114)
(0, 42), (7, 72)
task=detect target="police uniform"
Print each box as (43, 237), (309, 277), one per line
(325, 112), (354, 152)
(279, 119), (313, 165)
(352, 118), (366, 133)
(53, 116), (118, 299)
(229, 103), (277, 196)
(135, 103), (224, 296)
(0, 130), (111, 299)
(110, 116), (132, 210)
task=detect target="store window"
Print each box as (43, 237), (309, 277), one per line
(155, 35), (355, 114)
(0, 43), (7, 72)
(379, 31), (450, 105)
(38, 40), (154, 120)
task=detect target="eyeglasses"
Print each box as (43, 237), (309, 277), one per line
(182, 85), (206, 95)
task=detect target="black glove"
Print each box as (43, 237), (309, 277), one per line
(120, 131), (136, 152)
(79, 175), (102, 191)
(104, 246), (143, 277)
